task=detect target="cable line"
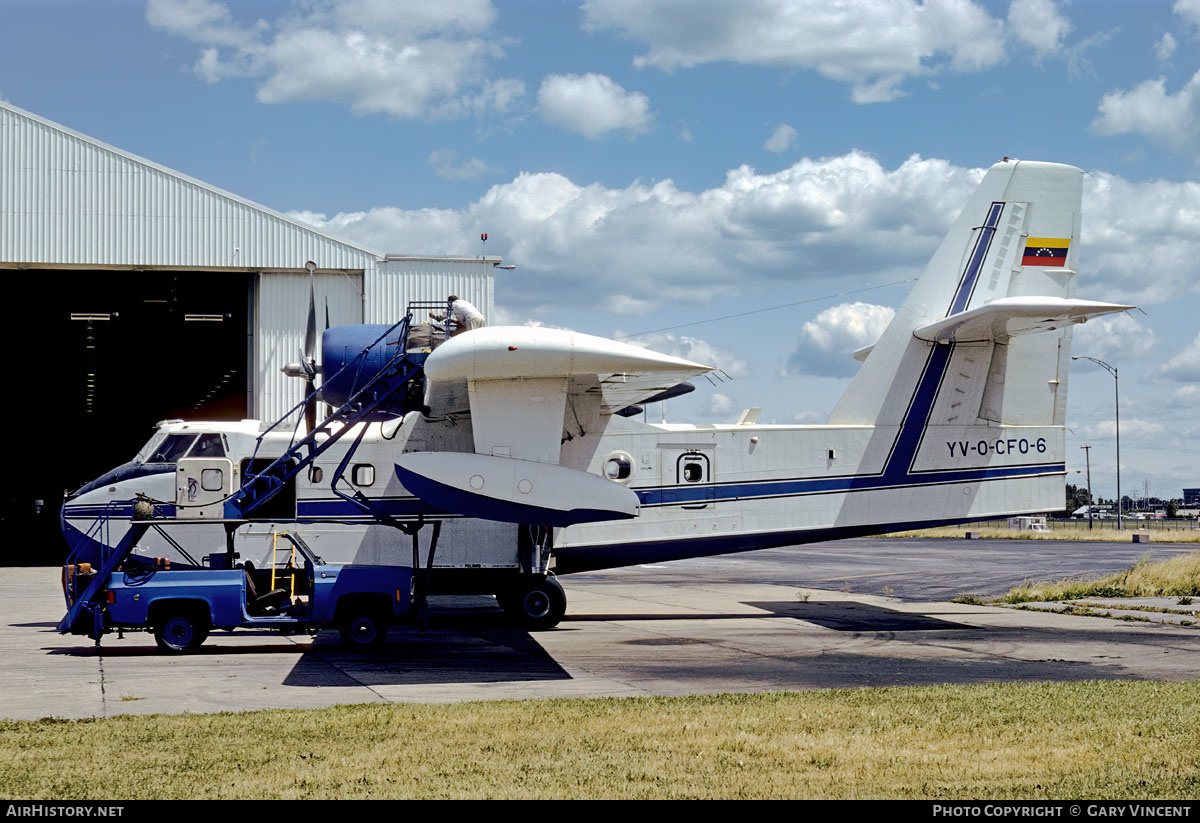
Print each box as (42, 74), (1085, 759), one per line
(614, 278), (915, 340)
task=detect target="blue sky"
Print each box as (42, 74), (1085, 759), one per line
(3, 0), (1199, 503)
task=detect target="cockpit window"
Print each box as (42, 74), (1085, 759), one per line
(146, 434), (197, 463)
(188, 433), (226, 459)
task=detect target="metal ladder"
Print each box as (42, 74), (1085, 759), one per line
(232, 312), (426, 518)
(58, 519), (150, 639)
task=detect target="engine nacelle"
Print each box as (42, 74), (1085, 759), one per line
(317, 324), (426, 414)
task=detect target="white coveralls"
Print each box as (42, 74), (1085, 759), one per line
(431, 299), (487, 336)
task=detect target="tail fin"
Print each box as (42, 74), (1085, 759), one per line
(828, 159), (1125, 430)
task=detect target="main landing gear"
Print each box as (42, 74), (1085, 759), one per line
(499, 524), (565, 629)
(498, 574), (567, 630)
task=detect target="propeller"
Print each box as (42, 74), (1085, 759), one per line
(282, 261), (322, 432)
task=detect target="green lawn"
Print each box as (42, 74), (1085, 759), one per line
(3, 681), (1199, 799)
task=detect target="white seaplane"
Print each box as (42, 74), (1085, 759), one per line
(61, 158), (1131, 629)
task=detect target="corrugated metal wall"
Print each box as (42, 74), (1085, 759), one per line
(367, 257), (496, 324)
(0, 101), (380, 271)
(1, 100), (501, 426)
(256, 271), (364, 423)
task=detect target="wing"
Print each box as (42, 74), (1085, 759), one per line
(396, 326), (713, 525)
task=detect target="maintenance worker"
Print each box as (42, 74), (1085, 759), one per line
(430, 295), (487, 337)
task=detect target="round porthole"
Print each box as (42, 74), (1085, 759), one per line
(603, 452), (634, 483)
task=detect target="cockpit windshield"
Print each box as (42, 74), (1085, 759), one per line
(139, 431), (228, 463)
(145, 434), (197, 464)
(189, 433), (226, 458)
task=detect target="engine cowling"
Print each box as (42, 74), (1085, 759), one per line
(317, 324), (425, 413)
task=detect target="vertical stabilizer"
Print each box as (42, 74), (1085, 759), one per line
(827, 159), (1084, 429)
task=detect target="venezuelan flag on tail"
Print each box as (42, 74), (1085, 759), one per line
(1022, 236), (1070, 266)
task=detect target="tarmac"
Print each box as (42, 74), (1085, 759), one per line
(6, 537), (1200, 721)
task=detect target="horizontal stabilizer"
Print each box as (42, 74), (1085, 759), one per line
(912, 297), (1132, 344)
(395, 452), (639, 527)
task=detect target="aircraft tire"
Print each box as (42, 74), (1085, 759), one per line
(338, 610), (387, 650)
(153, 611), (209, 654)
(503, 575), (566, 631)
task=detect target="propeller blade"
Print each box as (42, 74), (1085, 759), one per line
(304, 379), (318, 433)
(304, 271), (317, 363)
(302, 262), (319, 432)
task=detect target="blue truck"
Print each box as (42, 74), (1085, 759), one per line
(60, 531), (414, 653)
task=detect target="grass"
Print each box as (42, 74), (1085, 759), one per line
(1072, 601), (1200, 617)
(891, 524), (1200, 543)
(1010, 604), (1153, 622)
(1000, 552), (1200, 604)
(2, 681), (1200, 799)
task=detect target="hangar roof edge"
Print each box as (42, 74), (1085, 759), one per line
(0, 99), (384, 263)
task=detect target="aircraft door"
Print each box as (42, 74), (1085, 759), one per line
(658, 446), (715, 510)
(175, 457), (236, 519)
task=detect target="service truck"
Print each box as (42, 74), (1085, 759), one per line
(60, 531), (413, 653)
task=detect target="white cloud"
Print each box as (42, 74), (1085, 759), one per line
(603, 294), (654, 315)
(1177, 0), (1200, 28)
(1093, 70), (1200, 153)
(697, 392), (737, 418)
(1072, 314), (1156, 361)
(786, 301), (895, 378)
(287, 209), (328, 228)
(1082, 172), (1200, 305)
(291, 151), (982, 316)
(621, 332), (749, 377)
(764, 124), (797, 153)
(1078, 418), (1167, 443)
(427, 149), (501, 180)
(1168, 384), (1200, 407)
(1007, 0), (1072, 60)
(145, 0), (523, 119)
(536, 73), (652, 138)
(1161, 332), (1200, 382)
(289, 153), (1200, 329)
(1156, 32), (1177, 65)
(582, 0), (1054, 104)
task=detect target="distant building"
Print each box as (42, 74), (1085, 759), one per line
(1184, 489), (1200, 506)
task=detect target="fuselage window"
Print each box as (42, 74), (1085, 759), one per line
(188, 433), (226, 459)
(309, 466), (324, 484)
(147, 434), (197, 464)
(200, 468), (224, 492)
(676, 452), (710, 484)
(604, 453), (634, 482)
(352, 464), (375, 487)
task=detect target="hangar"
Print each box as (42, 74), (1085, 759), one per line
(0, 100), (499, 562)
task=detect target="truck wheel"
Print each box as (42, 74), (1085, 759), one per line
(154, 612), (209, 654)
(503, 575), (566, 631)
(339, 610), (387, 650)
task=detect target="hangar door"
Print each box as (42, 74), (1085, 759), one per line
(5, 269), (252, 564)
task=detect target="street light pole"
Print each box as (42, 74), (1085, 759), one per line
(1072, 356), (1121, 531)
(1081, 444), (1093, 530)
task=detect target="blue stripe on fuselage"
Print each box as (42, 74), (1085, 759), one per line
(635, 462), (1062, 507)
(948, 202), (1004, 316)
